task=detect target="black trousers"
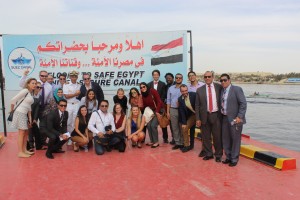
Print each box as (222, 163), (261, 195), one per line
(40, 127), (67, 154)
(28, 123), (43, 149)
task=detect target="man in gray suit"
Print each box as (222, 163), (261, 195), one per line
(195, 71), (223, 162)
(219, 73), (247, 167)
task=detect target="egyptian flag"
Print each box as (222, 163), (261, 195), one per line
(151, 37), (183, 66)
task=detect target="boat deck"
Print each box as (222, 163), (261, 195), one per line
(0, 132), (299, 200)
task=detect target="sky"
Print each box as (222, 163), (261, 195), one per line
(0, 0), (299, 74)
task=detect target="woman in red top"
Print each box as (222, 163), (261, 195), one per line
(113, 103), (127, 139)
(139, 82), (163, 148)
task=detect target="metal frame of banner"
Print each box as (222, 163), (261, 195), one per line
(0, 34), (8, 137)
(187, 30), (193, 71)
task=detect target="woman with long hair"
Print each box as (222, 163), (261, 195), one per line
(10, 78), (37, 158)
(113, 103), (127, 136)
(127, 106), (145, 148)
(139, 82), (163, 148)
(80, 89), (98, 118)
(129, 87), (143, 109)
(71, 105), (93, 152)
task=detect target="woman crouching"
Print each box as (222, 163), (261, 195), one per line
(127, 106), (145, 148)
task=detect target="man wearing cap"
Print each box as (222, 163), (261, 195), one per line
(63, 70), (81, 136)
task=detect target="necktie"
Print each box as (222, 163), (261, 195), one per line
(40, 83), (45, 107)
(60, 113), (64, 127)
(154, 81), (158, 85)
(208, 84), (213, 112)
(221, 89), (227, 114)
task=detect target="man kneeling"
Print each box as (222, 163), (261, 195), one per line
(88, 100), (121, 155)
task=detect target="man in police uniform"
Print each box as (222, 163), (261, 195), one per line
(63, 70), (81, 137)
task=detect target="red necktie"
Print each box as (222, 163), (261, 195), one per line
(208, 84), (213, 112)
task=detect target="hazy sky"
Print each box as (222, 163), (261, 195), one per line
(0, 0), (299, 73)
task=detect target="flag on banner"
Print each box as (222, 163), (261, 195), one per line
(151, 37), (183, 66)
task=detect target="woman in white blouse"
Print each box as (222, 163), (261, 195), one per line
(10, 78), (37, 158)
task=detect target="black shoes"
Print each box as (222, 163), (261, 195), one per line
(46, 152), (54, 159)
(198, 150), (206, 157)
(215, 157), (221, 162)
(172, 145), (183, 150)
(169, 140), (175, 145)
(229, 162), (238, 167)
(181, 146), (190, 153)
(106, 146), (112, 152)
(163, 139), (169, 144)
(53, 150), (65, 153)
(222, 159), (231, 164)
(203, 156), (214, 160)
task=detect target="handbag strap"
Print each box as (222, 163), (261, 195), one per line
(13, 92), (29, 112)
(150, 94), (157, 109)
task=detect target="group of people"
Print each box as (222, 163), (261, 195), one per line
(10, 68), (247, 167)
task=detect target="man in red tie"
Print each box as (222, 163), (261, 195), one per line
(195, 71), (223, 162)
(148, 70), (169, 143)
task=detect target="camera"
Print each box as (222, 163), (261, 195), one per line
(105, 125), (112, 132)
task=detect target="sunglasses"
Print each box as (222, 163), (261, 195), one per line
(59, 104), (67, 107)
(84, 78), (90, 80)
(131, 91), (137, 94)
(59, 78), (66, 80)
(140, 86), (146, 89)
(36, 86), (42, 89)
(175, 77), (183, 79)
(100, 105), (108, 107)
(220, 79), (228, 83)
(204, 76), (212, 79)
(40, 75), (48, 78)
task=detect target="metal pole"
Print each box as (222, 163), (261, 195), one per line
(187, 30), (193, 71)
(0, 46), (8, 137)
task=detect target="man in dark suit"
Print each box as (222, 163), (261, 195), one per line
(148, 69), (169, 143)
(178, 84), (196, 153)
(39, 99), (69, 159)
(78, 73), (104, 107)
(219, 73), (247, 167)
(195, 71), (223, 162)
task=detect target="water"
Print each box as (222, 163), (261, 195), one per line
(1, 84), (300, 152)
(237, 84), (300, 152)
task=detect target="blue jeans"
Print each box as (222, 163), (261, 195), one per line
(93, 135), (121, 155)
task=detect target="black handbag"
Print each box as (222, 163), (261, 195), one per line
(7, 93), (29, 122)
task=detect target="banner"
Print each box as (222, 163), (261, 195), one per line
(2, 31), (188, 90)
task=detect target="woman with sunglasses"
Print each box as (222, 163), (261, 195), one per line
(127, 106), (145, 148)
(129, 87), (143, 109)
(71, 105), (92, 152)
(139, 82), (163, 148)
(10, 78), (37, 158)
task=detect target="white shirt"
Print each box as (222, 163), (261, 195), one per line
(88, 110), (116, 136)
(206, 84), (218, 112)
(11, 89), (33, 114)
(153, 81), (158, 90)
(63, 82), (81, 103)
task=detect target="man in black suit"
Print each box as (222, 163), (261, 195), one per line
(39, 99), (69, 159)
(219, 74), (247, 167)
(195, 71), (223, 162)
(178, 84), (196, 153)
(78, 73), (104, 107)
(148, 69), (169, 143)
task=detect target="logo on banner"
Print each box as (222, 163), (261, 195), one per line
(8, 47), (35, 77)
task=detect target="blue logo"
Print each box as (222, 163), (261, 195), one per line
(8, 47), (35, 77)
